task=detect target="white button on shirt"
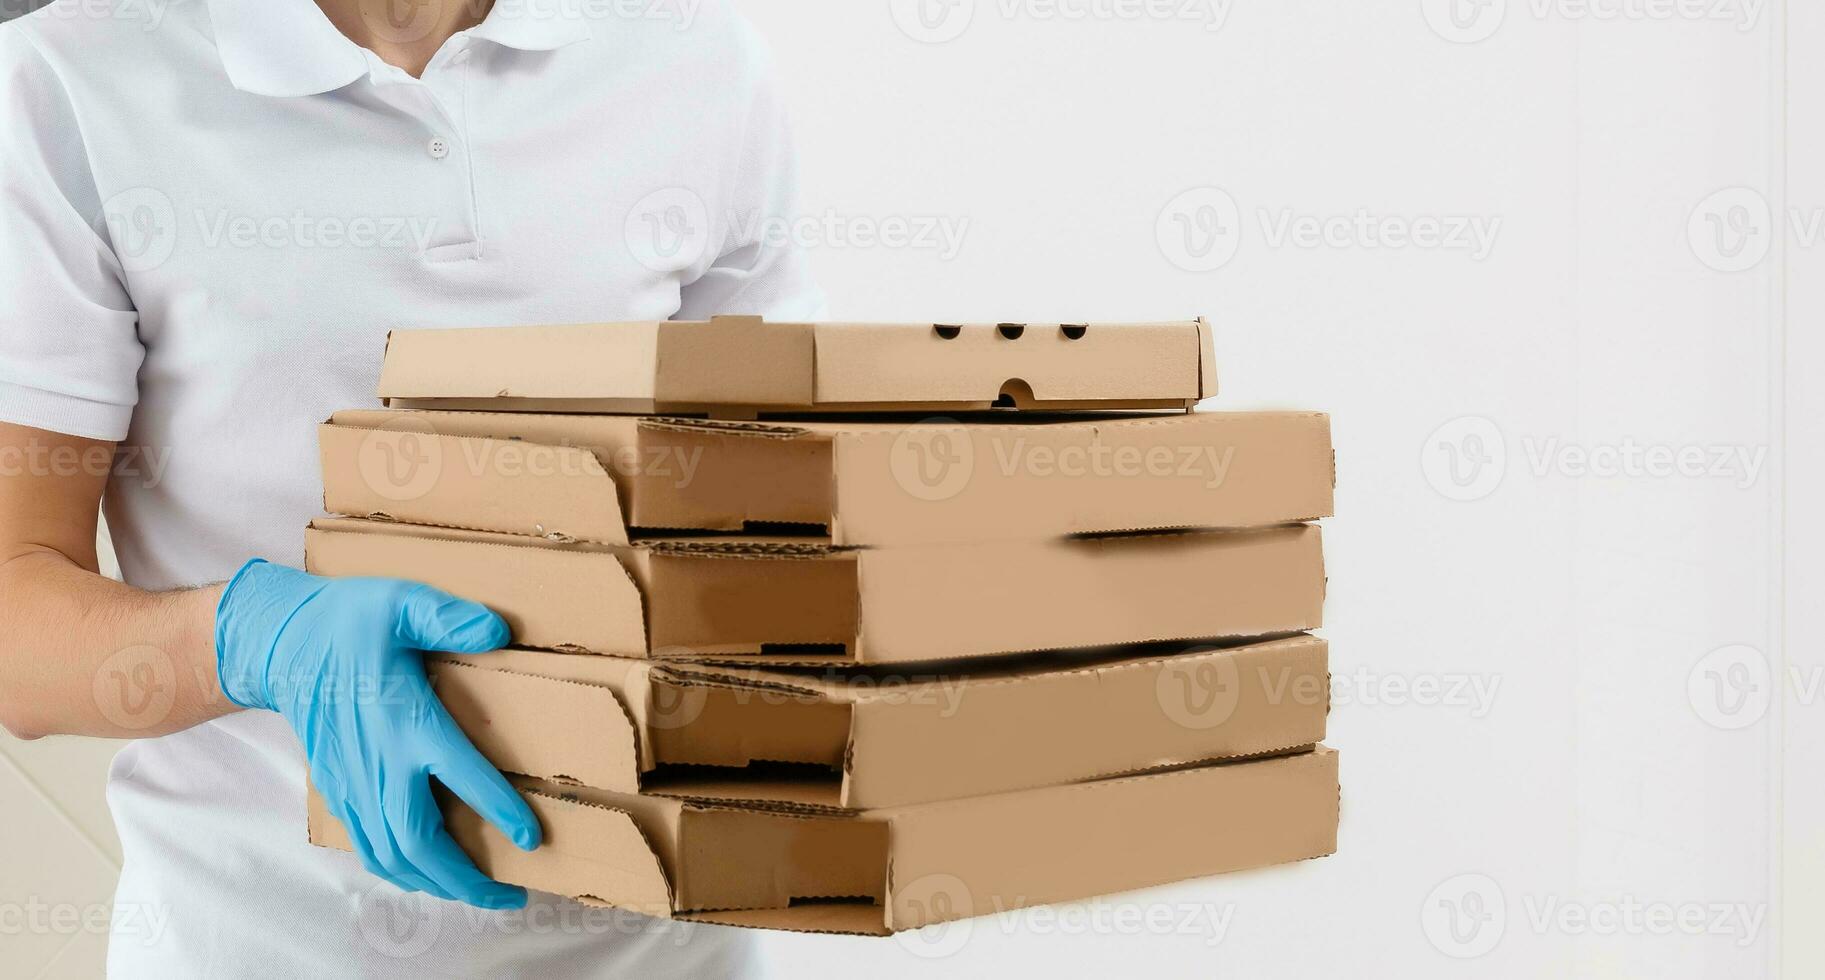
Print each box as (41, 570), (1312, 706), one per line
(0, 0), (822, 975)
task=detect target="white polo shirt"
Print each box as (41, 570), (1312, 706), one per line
(0, 0), (822, 974)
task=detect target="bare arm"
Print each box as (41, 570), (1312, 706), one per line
(0, 421), (232, 740)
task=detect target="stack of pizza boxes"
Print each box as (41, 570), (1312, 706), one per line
(305, 316), (1337, 936)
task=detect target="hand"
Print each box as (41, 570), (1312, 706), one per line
(214, 560), (539, 908)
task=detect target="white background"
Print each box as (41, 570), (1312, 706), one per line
(736, 0), (1800, 977)
(0, 1), (1809, 977)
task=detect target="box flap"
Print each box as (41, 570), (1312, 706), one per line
(307, 782), (675, 917)
(426, 650), (856, 797)
(304, 518), (648, 656)
(427, 659), (643, 792)
(669, 806), (887, 912)
(651, 315), (816, 407)
(320, 419), (631, 545)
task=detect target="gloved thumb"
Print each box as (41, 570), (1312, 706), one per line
(395, 584), (511, 654)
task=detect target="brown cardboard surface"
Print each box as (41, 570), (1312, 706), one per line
(320, 409), (1333, 546)
(425, 635), (1330, 808)
(308, 747), (1339, 934)
(303, 517), (1325, 665)
(375, 317), (1215, 416)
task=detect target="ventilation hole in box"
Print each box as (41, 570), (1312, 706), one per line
(933, 324), (962, 340)
(996, 323), (1025, 340)
(994, 378), (1035, 408)
(1061, 324), (1088, 340)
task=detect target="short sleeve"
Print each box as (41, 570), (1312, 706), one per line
(675, 31), (828, 322)
(0, 27), (142, 441)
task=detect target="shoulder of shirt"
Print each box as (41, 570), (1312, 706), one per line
(580, 0), (776, 87)
(0, 0), (206, 79)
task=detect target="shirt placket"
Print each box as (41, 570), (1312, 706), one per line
(374, 40), (483, 262)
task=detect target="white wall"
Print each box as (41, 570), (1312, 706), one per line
(736, 1), (1786, 977)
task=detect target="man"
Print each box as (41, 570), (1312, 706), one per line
(0, 0), (822, 974)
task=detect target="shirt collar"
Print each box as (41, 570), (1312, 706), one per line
(207, 0), (593, 98)
(468, 0), (595, 52)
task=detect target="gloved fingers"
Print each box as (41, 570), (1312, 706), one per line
(393, 584), (510, 654)
(425, 706), (541, 852)
(388, 769), (529, 910)
(339, 799), (454, 902)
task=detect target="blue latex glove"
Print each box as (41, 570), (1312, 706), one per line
(215, 559), (540, 909)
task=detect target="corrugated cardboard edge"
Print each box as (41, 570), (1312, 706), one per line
(683, 904), (891, 936)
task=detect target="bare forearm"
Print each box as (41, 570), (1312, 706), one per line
(0, 549), (232, 739)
